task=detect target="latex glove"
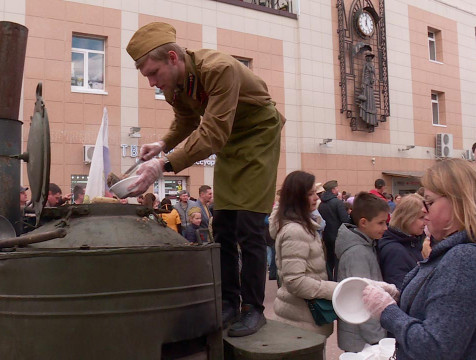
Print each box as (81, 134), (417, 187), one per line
(367, 279), (400, 301)
(139, 141), (165, 161)
(127, 158), (163, 197)
(362, 285), (396, 320)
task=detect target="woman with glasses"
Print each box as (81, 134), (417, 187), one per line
(363, 159), (476, 359)
(378, 194), (425, 289)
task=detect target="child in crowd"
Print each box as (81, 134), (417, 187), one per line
(160, 197), (182, 233)
(184, 207), (203, 243)
(335, 192), (390, 352)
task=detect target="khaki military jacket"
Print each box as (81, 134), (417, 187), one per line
(162, 49), (282, 213)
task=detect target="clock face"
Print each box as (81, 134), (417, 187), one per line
(357, 11), (375, 36)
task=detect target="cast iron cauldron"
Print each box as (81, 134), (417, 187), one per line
(0, 203), (222, 359)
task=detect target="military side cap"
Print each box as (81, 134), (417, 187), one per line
(187, 207), (201, 217)
(323, 180), (338, 191)
(126, 22), (176, 61)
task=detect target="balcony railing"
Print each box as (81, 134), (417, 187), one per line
(212, 0), (298, 19)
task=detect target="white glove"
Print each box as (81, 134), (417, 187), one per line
(139, 141), (165, 161)
(127, 158), (163, 197)
(362, 285), (396, 320)
(367, 280), (400, 301)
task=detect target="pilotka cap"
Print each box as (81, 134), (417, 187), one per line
(126, 22), (176, 61)
(323, 180), (338, 191)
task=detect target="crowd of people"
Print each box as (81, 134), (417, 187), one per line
(268, 158), (476, 359)
(20, 181), (215, 244)
(17, 158), (476, 358)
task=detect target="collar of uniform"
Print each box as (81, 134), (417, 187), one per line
(183, 50), (199, 101)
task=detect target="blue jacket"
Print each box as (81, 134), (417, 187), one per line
(381, 231), (476, 360)
(377, 227), (424, 289)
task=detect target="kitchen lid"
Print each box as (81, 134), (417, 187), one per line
(26, 82), (51, 225)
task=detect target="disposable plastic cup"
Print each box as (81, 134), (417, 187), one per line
(379, 337), (396, 360)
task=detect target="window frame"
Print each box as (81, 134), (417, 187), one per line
(234, 56), (252, 69)
(428, 31), (436, 61)
(431, 92), (440, 125)
(71, 34), (107, 94)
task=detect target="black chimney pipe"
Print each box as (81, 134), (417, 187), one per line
(0, 21), (28, 235)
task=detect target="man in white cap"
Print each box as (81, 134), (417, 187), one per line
(125, 22), (284, 336)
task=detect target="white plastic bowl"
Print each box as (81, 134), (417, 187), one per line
(109, 175), (140, 199)
(332, 277), (371, 324)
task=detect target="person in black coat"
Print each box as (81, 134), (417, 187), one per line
(317, 180), (350, 279)
(378, 193), (425, 289)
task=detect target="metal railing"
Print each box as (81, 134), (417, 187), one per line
(242, 0), (294, 13)
(212, 0), (298, 17)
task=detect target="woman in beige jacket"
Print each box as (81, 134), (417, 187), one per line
(270, 171), (338, 343)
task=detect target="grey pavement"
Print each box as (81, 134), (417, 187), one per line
(263, 277), (344, 360)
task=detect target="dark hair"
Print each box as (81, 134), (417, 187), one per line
(49, 183), (62, 195)
(160, 197), (172, 211)
(374, 178), (386, 189)
(351, 191), (389, 224)
(73, 185), (85, 198)
(472, 142), (476, 153)
(198, 185), (211, 195)
(143, 193), (156, 209)
(276, 171), (315, 235)
(344, 201), (352, 212)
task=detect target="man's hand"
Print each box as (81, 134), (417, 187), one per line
(362, 285), (396, 320)
(58, 193), (72, 206)
(127, 158), (164, 197)
(140, 141), (165, 161)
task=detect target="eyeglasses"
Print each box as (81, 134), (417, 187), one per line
(423, 196), (443, 212)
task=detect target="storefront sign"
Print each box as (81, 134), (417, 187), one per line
(120, 144), (216, 166)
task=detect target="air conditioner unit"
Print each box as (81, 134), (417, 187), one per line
(462, 149), (475, 161)
(435, 133), (453, 158)
(83, 145), (95, 164)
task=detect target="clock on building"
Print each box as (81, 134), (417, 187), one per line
(337, 0), (390, 132)
(356, 10), (375, 37)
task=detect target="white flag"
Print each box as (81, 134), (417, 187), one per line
(84, 107), (111, 202)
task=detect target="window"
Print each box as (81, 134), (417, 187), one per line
(234, 56), (252, 68)
(428, 28), (443, 62)
(431, 91), (446, 126)
(154, 177), (188, 205)
(71, 35), (105, 92)
(428, 31), (436, 61)
(431, 93), (439, 125)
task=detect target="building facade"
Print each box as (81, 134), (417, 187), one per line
(2, 0), (475, 201)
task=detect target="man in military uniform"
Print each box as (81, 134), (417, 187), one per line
(126, 22), (283, 337)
